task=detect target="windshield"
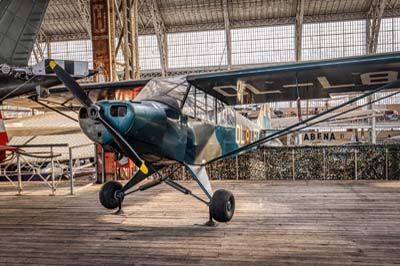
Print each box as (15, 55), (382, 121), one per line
(135, 76), (188, 109)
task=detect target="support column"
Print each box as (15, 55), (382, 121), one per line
(222, 0), (232, 70)
(295, 0), (305, 62)
(77, 0), (92, 39)
(90, 0), (117, 181)
(148, 0), (168, 76)
(120, 0), (140, 80)
(366, 0), (386, 144)
(122, 0), (131, 79)
(90, 0), (112, 82)
(46, 37), (51, 58)
(130, 0), (140, 79)
(367, 0), (386, 54)
(108, 0), (118, 81)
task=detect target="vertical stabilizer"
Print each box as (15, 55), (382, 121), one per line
(0, 112), (8, 145)
(256, 104), (271, 132)
(0, 111), (8, 162)
(0, 0), (49, 66)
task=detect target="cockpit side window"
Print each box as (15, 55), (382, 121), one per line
(183, 87), (216, 123)
(110, 105), (127, 117)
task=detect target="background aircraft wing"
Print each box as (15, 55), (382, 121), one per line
(187, 52), (400, 105)
(49, 79), (150, 94)
(0, 0), (49, 66)
(3, 78), (150, 110)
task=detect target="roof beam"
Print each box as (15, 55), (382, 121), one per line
(295, 0), (305, 62)
(147, 0), (168, 76)
(222, 0), (232, 70)
(367, 0), (386, 54)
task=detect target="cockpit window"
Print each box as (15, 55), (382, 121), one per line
(134, 76), (188, 109)
(110, 105), (127, 117)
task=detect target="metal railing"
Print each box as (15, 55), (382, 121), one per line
(0, 143), (96, 195)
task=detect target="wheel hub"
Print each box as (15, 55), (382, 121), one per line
(227, 200), (232, 211)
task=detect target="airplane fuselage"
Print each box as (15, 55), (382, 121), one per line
(79, 99), (261, 166)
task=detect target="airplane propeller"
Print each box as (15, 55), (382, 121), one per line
(48, 60), (149, 175)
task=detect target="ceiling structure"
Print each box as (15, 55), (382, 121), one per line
(40, 0), (400, 42)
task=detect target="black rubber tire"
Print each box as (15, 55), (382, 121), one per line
(99, 181), (123, 209)
(210, 189), (235, 223)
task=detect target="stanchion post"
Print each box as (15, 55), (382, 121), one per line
(385, 148), (389, 181)
(17, 152), (22, 195)
(94, 144), (99, 183)
(69, 147), (74, 195)
(50, 146), (55, 195)
(101, 146), (105, 184)
(292, 149), (295, 181)
(354, 149), (358, 180)
(235, 156), (239, 180)
(323, 148), (326, 179)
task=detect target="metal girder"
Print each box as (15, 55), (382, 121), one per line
(131, 0), (140, 79)
(122, 0), (131, 79)
(222, 0), (232, 70)
(137, 9), (400, 36)
(147, 0), (168, 76)
(108, 0), (118, 81)
(47, 33), (89, 42)
(77, 0), (92, 38)
(295, 0), (305, 62)
(117, 0), (140, 79)
(367, 0), (386, 54)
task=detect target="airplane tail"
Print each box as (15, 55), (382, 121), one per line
(257, 104), (283, 146)
(256, 104), (271, 132)
(0, 0), (49, 66)
(0, 111), (9, 162)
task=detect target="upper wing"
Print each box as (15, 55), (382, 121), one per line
(187, 52), (400, 105)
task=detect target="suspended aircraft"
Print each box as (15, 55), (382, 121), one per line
(47, 52), (400, 225)
(0, 0), (100, 105)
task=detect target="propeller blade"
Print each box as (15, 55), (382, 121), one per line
(48, 60), (149, 175)
(48, 60), (93, 108)
(97, 114), (149, 175)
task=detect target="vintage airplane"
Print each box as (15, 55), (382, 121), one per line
(47, 52), (400, 225)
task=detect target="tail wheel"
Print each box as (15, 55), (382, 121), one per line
(210, 189), (235, 223)
(99, 181), (123, 209)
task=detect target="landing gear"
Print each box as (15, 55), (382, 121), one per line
(98, 164), (236, 225)
(210, 189), (235, 223)
(99, 181), (123, 209)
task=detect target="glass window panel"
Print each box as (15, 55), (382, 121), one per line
(232, 25), (295, 65)
(302, 20), (366, 61)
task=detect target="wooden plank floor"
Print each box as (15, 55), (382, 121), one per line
(0, 180), (400, 266)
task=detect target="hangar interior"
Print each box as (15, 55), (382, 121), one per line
(0, 0), (399, 189)
(1, 1), (400, 265)
(5, 0), (400, 142)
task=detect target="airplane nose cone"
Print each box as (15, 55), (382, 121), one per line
(79, 107), (113, 144)
(78, 101), (134, 145)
